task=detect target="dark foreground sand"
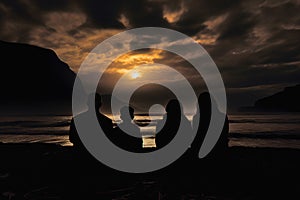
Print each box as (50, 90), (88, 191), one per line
(0, 143), (299, 200)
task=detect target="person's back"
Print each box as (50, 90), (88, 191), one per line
(111, 106), (142, 152)
(156, 99), (192, 149)
(191, 92), (229, 159)
(69, 93), (113, 150)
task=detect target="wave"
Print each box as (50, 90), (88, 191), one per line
(230, 132), (300, 140)
(0, 131), (68, 136)
(0, 120), (41, 126)
(0, 120), (70, 128)
(229, 119), (300, 124)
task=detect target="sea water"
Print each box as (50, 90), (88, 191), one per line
(0, 114), (299, 149)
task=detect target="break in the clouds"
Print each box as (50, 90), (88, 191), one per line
(0, 0), (299, 110)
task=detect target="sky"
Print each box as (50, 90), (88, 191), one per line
(0, 0), (300, 112)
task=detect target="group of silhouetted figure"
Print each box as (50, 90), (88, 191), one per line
(69, 92), (229, 161)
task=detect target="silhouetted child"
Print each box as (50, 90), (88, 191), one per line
(111, 106), (142, 152)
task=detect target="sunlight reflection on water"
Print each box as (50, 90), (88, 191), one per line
(0, 114), (299, 149)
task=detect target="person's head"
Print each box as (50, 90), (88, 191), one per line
(87, 93), (102, 111)
(120, 106), (135, 122)
(165, 99), (181, 115)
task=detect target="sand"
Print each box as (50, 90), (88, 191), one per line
(0, 143), (299, 200)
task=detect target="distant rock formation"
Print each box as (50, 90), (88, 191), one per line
(254, 84), (300, 112)
(0, 40), (80, 115)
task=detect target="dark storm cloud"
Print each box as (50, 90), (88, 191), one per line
(77, 0), (124, 28)
(217, 11), (256, 40)
(121, 0), (169, 28)
(203, 1), (300, 86)
(159, 0), (241, 36)
(0, 0), (299, 110)
(30, 0), (71, 11)
(0, 0), (45, 41)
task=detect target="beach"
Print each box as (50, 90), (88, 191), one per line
(0, 143), (299, 200)
(0, 114), (300, 199)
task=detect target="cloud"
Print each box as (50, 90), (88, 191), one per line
(162, 0), (187, 23)
(112, 49), (164, 69)
(0, 0), (299, 110)
(118, 14), (131, 29)
(45, 12), (87, 32)
(28, 24), (122, 71)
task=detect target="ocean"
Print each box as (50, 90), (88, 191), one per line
(0, 114), (300, 149)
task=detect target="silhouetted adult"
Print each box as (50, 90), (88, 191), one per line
(69, 93), (113, 149)
(191, 92), (229, 159)
(111, 106), (142, 152)
(155, 99), (192, 149)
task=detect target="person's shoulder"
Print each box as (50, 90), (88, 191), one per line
(97, 113), (111, 120)
(128, 123), (140, 134)
(73, 111), (89, 120)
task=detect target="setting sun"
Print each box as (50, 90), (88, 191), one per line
(131, 71), (140, 79)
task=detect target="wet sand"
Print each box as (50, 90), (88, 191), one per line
(0, 143), (299, 199)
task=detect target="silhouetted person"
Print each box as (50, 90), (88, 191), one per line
(69, 93), (113, 149)
(111, 106), (142, 152)
(191, 92), (229, 159)
(155, 99), (192, 149)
